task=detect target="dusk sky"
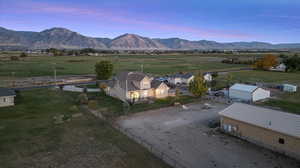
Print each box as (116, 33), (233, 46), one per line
(1, 0), (300, 43)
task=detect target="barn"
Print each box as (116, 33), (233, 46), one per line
(219, 103), (300, 160)
(229, 83), (270, 102)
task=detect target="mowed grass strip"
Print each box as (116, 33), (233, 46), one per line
(0, 89), (170, 168)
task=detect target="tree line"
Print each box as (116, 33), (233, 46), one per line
(253, 53), (300, 72)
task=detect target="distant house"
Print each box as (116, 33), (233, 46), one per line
(282, 84), (297, 92)
(219, 103), (300, 160)
(0, 88), (16, 107)
(203, 72), (213, 82)
(167, 73), (194, 85)
(105, 72), (170, 103)
(270, 63), (286, 72)
(229, 83), (270, 102)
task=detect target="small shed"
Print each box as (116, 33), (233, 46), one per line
(203, 73), (212, 82)
(229, 83), (270, 102)
(0, 88), (16, 107)
(282, 84), (297, 92)
(270, 63), (286, 72)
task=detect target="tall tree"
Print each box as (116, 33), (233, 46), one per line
(283, 55), (300, 72)
(253, 54), (278, 70)
(20, 52), (28, 58)
(95, 61), (113, 80)
(188, 72), (208, 97)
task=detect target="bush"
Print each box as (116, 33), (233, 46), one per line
(69, 105), (79, 112)
(77, 93), (88, 105)
(10, 56), (20, 61)
(20, 52), (28, 58)
(88, 100), (98, 110)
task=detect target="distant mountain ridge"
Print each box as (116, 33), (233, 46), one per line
(1, 27), (300, 50)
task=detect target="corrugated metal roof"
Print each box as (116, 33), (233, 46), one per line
(230, 84), (258, 93)
(219, 103), (300, 138)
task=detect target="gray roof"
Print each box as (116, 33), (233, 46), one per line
(0, 88), (16, 97)
(115, 72), (145, 91)
(219, 103), (300, 138)
(151, 80), (163, 89)
(230, 83), (258, 93)
(169, 73), (194, 79)
(115, 71), (163, 91)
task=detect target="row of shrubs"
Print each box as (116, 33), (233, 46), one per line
(221, 59), (255, 65)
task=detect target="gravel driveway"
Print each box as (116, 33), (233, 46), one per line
(116, 102), (300, 168)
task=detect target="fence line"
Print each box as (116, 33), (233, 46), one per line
(114, 124), (192, 168)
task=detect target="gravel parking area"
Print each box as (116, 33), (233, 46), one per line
(116, 102), (300, 168)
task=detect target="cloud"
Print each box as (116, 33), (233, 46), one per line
(3, 1), (253, 39)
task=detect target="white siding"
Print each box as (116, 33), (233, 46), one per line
(204, 74), (212, 82)
(169, 78), (182, 85)
(252, 88), (270, 102)
(184, 76), (194, 84)
(0, 96), (15, 107)
(229, 89), (252, 101)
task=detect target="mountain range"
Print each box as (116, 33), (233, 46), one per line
(1, 27), (300, 50)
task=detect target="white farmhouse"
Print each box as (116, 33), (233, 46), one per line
(0, 88), (16, 107)
(229, 84), (270, 102)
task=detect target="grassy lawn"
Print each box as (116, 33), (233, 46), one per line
(0, 54), (249, 78)
(0, 89), (170, 168)
(262, 91), (300, 115)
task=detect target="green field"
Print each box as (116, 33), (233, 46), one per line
(216, 70), (300, 86)
(0, 89), (170, 168)
(0, 54), (251, 78)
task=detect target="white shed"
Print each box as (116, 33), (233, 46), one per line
(229, 84), (270, 102)
(282, 84), (297, 92)
(203, 73), (212, 82)
(0, 88), (16, 107)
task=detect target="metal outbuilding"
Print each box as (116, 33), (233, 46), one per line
(229, 83), (270, 102)
(219, 103), (300, 160)
(282, 84), (297, 92)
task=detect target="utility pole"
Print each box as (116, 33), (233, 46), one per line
(141, 64), (144, 73)
(11, 72), (15, 87)
(52, 63), (57, 86)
